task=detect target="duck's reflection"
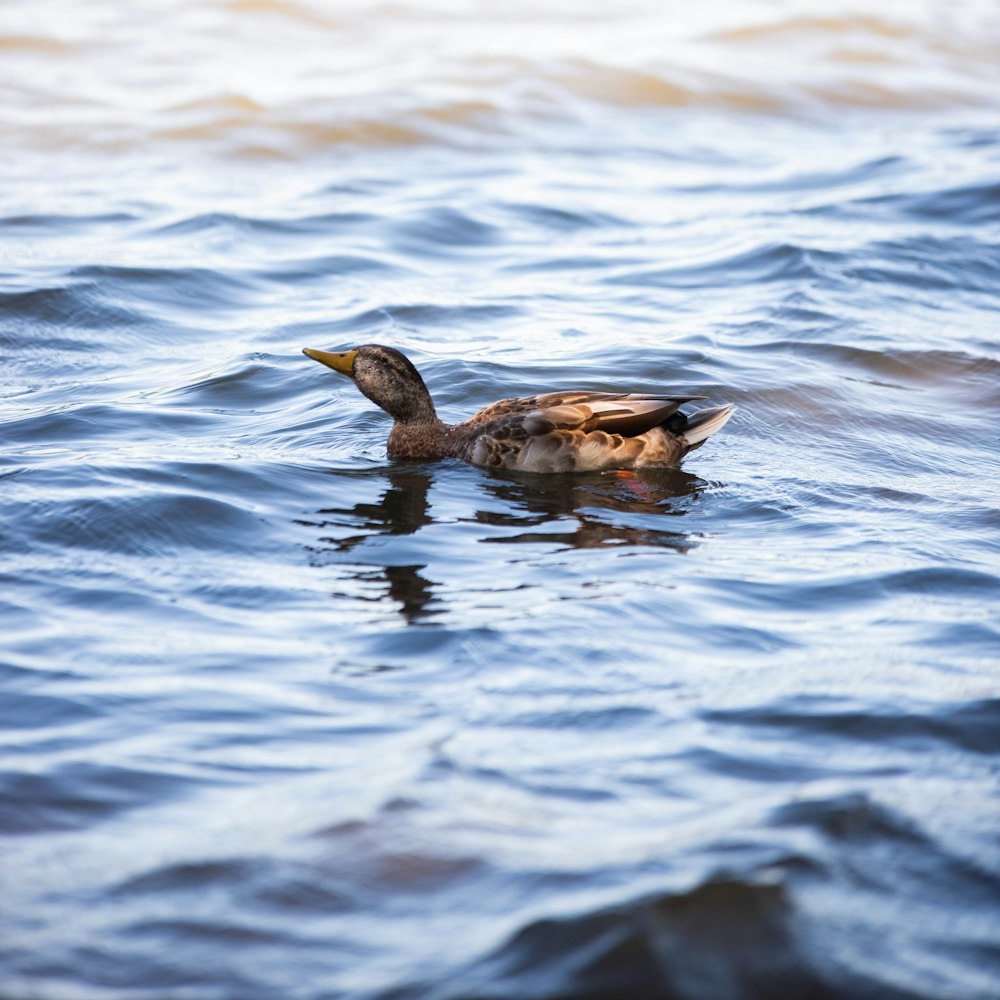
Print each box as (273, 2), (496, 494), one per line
(299, 467), (440, 623)
(474, 467), (704, 551)
(300, 464), (705, 622)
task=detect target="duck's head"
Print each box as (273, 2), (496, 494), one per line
(303, 344), (437, 424)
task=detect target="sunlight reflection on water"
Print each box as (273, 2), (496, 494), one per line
(2, 0), (999, 161)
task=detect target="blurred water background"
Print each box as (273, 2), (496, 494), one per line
(2, 1), (999, 997)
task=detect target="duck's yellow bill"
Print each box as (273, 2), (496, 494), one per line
(303, 347), (358, 376)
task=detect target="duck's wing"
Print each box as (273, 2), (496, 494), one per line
(467, 391), (705, 439)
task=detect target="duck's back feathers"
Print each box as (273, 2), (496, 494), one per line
(468, 391), (703, 436)
(454, 392), (724, 473)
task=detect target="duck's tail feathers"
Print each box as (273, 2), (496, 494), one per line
(679, 403), (735, 447)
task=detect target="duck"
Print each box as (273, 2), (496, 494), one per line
(303, 344), (734, 473)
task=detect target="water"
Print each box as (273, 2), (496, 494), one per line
(2, 1), (1000, 997)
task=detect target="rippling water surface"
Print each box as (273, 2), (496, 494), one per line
(2, 2), (1000, 997)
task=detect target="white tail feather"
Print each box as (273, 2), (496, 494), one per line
(680, 404), (735, 446)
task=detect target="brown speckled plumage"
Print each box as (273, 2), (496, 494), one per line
(303, 344), (734, 473)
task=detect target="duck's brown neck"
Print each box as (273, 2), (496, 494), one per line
(387, 418), (451, 460)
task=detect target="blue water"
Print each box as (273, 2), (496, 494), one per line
(2, 2), (1000, 998)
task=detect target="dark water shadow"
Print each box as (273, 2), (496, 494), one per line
(443, 874), (838, 1000)
(297, 463), (709, 623)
